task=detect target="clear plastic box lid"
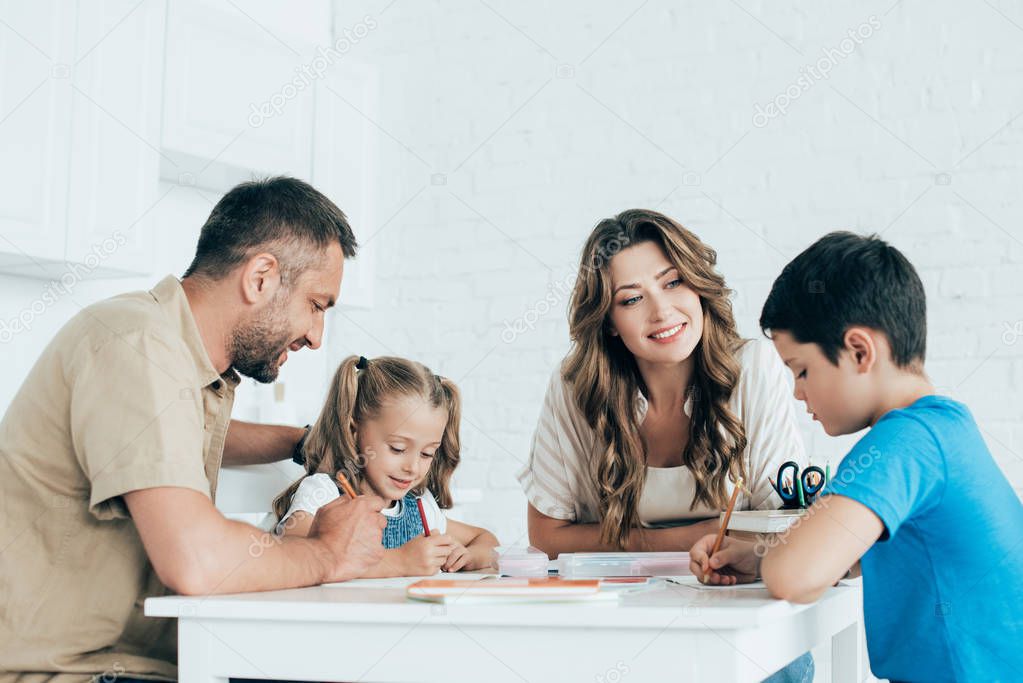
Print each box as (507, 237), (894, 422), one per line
(556, 552), (693, 578)
(492, 545), (551, 577)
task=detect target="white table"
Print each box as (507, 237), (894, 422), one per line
(145, 577), (863, 683)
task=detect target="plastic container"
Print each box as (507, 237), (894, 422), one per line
(556, 552), (693, 578)
(492, 545), (551, 577)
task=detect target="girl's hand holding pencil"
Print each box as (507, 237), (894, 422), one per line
(442, 542), (472, 572)
(398, 534), (457, 575)
(442, 541), (493, 572)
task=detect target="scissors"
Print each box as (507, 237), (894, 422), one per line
(771, 460), (827, 509)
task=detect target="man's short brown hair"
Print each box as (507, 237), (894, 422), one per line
(183, 176), (357, 284)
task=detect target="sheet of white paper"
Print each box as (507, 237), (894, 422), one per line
(664, 576), (768, 590)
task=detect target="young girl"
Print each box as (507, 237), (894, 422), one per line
(272, 354), (498, 576)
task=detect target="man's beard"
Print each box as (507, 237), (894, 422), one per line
(229, 293), (293, 383)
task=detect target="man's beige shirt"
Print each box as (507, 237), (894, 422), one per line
(0, 276), (238, 682)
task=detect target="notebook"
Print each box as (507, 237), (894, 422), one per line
(406, 576), (620, 604)
(323, 572), (492, 589)
(724, 509), (807, 533)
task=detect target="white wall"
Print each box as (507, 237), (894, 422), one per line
(326, 0), (1023, 546)
(2, 0), (1021, 548)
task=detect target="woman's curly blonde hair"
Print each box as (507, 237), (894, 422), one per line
(563, 209), (748, 549)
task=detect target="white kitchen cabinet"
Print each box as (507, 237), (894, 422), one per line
(0, 0), (377, 304)
(160, 0), (376, 308)
(0, 0), (166, 279)
(0, 1), (75, 272)
(160, 0), (331, 188)
(66, 0), (167, 275)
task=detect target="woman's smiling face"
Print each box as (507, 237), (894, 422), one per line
(607, 241), (704, 365)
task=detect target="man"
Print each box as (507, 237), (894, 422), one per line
(0, 177), (387, 681)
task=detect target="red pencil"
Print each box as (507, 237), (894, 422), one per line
(416, 497), (431, 537)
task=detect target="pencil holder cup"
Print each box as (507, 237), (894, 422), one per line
(772, 462), (827, 510)
(780, 496), (802, 510)
(779, 492), (819, 510)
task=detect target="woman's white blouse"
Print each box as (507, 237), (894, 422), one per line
(517, 338), (808, 525)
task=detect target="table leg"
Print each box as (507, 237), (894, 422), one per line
(830, 621), (862, 683)
(178, 619), (230, 683)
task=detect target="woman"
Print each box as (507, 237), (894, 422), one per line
(520, 208), (808, 550)
(518, 209), (813, 681)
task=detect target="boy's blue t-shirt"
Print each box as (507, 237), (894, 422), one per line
(824, 395), (1023, 683)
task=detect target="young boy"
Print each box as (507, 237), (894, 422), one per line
(690, 231), (1023, 682)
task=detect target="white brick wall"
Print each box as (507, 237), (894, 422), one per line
(0, 4), (1009, 678)
(328, 0), (1023, 545)
(0, 0), (1018, 553)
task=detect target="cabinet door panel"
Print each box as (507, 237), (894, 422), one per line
(161, 0), (330, 187)
(0, 0), (75, 266)
(65, 0), (167, 276)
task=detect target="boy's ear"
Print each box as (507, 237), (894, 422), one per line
(843, 327), (877, 373)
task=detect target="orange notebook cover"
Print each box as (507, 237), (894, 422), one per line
(407, 577), (601, 601)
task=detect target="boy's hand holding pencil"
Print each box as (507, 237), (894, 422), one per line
(690, 477), (760, 585)
(689, 535), (760, 585)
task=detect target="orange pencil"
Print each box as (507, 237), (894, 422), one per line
(703, 477), (744, 583)
(335, 471), (358, 498)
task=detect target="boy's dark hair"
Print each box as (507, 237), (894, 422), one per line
(183, 176), (357, 284)
(759, 231), (926, 368)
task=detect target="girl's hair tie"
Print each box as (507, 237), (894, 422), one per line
(356, 356), (369, 370)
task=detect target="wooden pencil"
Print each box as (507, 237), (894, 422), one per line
(335, 471), (359, 498)
(703, 477), (744, 583)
